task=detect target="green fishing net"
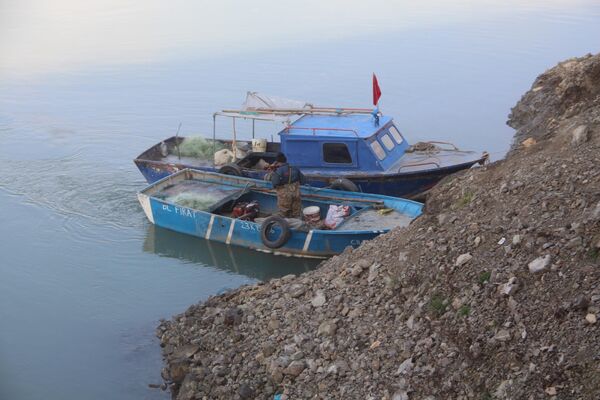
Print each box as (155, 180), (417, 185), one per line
(167, 192), (220, 210)
(178, 137), (225, 159)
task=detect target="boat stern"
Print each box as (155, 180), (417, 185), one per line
(137, 192), (155, 224)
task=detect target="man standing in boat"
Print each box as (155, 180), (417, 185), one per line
(268, 153), (305, 218)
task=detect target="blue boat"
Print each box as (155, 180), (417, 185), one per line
(137, 169), (423, 259)
(134, 93), (488, 199)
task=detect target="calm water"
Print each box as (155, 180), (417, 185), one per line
(1, 1), (599, 399)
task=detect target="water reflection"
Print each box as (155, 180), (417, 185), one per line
(143, 224), (319, 281)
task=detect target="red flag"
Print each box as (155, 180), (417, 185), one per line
(372, 73), (382, 106)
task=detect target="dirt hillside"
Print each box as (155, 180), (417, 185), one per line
(156, 53), (600, 400)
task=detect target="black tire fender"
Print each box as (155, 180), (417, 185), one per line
(260, 216), (291, 249)
(329, 178), (359, 192)
(218, 163), (243, 176)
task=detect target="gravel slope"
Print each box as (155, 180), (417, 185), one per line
(156, 53), (600, 400)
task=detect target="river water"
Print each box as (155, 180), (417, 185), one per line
(1, 1), (599, 399)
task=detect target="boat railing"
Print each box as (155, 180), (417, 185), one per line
(424, 141), (460, 151)
(398, 160), (441, 171)
(281, 126), (360, 138)
(221, 107), (374, 116)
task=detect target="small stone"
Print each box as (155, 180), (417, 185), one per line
(522, 137), (536, 148)
(356, 259), (370, 269)
(317, 320), (337, 336)
(545, 386), (557, 396)
(395, 357), (414, 375)
(367, 263), (380, 283)
(585, 313), (597, 324)
(512, 234), (522, 245)
(528, 255), (551, 273)
(239, 383), (255, 399)
(398, 252), (408, 262)
(270, 368), (284, 383)
(455, 253), (473, 267)
(326, 363), (338, 375)
(469, 342), (481, 358)
(392, 390), (409, 400)
(494, 329), (511, 342)
(177, 374), (197, 400)
(437, 213), (449, 225)
(571, 295), (589, 311)
(589, 201), (600, 221)
(451, 297), (463, 310)
(289, 284), (306, 298)
(498, 237), (506, 245)
(565, 237), (582, 249)
(268, 319), (280, 330)
(495, 380), (513, 398)
(262, 343), (276, 357)
(223, 307), (242, 326)
(369, 340), (381, 350)
(311, 291), (326, 307)
(498, 277), (519, 296)
(406, 315), (416, 330)
(284, 360), (306, 377)
(474, 236), (482, 246)
(172, 344), (200, 359)
(350, 265), (364, 277)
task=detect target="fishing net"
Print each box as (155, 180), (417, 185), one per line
(178, 137), (225, 159)
(166, 192), (221, 211)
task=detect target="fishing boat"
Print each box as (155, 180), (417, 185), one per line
(137, 169), (423, 259)
(134, 92), (488, 199)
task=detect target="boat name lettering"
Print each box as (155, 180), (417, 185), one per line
(350, 239), (362, 247)
(162, 203), (196, 218)
(240, 221), (259, 231)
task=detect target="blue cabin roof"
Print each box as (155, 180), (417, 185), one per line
(283, 114), (393, 138)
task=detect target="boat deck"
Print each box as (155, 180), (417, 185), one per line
(338, 208), (412, 230)
(391, 149), (481, 173)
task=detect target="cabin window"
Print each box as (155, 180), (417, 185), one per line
(380, 133), (395, 151)
(370, 140), (386, 160)
(389, 126), (404, 144)
(323, 143), (352, 164)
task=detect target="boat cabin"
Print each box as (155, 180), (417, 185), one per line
(280, 114), (408, 172)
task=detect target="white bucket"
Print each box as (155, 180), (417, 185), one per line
(251, 138), (267, 153)
(303, 206), (321, 223)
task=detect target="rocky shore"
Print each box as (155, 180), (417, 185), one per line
(156, 53), (600, 399)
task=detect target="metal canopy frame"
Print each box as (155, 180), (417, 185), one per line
(211, 111), (296, 166)
(211, 106), (380, 166)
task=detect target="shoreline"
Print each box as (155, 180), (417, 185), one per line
(156, 53), (600, 399)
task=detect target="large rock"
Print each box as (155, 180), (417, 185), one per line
(571, 125), (589, 146)
(169, 358), (190, 384)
